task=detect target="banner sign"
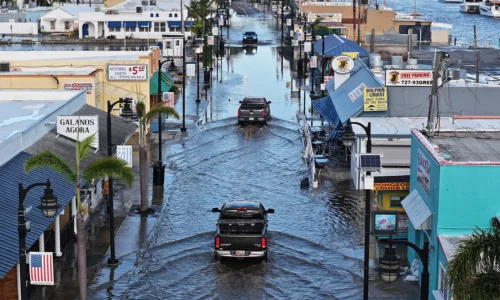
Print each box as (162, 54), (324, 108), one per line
(324, 76), (333, 83)
(385, 69), (433, 86)
(107, 65), (148, 81)
(208, 35), (214, 45)
(56, 116), (99, 148)
(417, 149), (431, 195)
(286, 18), (291, 26)
(186, 62), (196, 77)
(304, 41), (311, 52)
(29, 252), (54, 285)
(373, 182), (410, 191)
(63, 82), (93, 95)
(310, 56), (317, 68)
(363, 87), (387, 111)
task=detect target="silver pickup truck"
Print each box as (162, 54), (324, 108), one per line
(237, 97), (271, 126)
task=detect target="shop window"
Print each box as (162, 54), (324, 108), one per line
(154, 22), (160, 32)
(165, 41), (172, 49)
(50, 21), (55, 30)
(139, 26), (149, 32)
(109, 27), (120, 32)
(438, 263), (450, 300)
(65, 21), (71, 30)
(160, 22), (166, 32)
(125, 27), (135, 32)
(389, 196), (404, 208)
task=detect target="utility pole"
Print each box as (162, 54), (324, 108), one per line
(357, 0), (361, 45)
(473, 24), (477, 49)
(426, 51), (444, 135)
(281, 0), (284, 47)
(369, 28), (375, 53)
(475, 51), (480, 83)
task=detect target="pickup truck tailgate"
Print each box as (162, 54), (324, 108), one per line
(218, 234), (265, 251)
(240, 107), (264, 118)
(219, 219), (265, 234)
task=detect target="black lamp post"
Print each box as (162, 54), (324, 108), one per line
(18, 179), (59, 299)
(375, 236), (431, 300)
(310, 30), (316, 97)
(341, 119), (372, 300)
(192, 38), (203, 103)
(321, 34), (325, 98)
(153, 59), (177, 188)
(106, 98), (133, 265)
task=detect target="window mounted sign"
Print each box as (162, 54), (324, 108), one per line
(107, 65), (148, 81)
(363, 87), (387, 111)
(56, 116), (99, 148)
(332, 55), (354, 74)
(63, 82), (93, 95)
(348, 83), (367, 102)
(385, 69), (433, 86)
(417, 149), (431, 195)
(373, 182), (409, 191)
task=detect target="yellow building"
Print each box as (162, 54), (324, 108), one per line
(0, 47), (172, 116)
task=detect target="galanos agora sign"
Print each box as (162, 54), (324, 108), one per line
(56, 116), (99, 148)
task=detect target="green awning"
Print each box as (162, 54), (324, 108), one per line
(150, 71), (173, 94)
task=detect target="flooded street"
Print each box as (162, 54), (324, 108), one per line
(85, 11), (419, 300)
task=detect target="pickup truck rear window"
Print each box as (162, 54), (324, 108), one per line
(221, 209), (264, 219)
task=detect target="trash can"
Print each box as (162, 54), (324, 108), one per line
(153, 161), (165, 186)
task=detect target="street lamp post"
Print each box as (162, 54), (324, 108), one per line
(106, 98), (133, 264)
(18, 179), (60, 299)
(321, 34), (325, 98)
(341, 119), (371, 300)
(153, 59), (177, 187)
(375, 237), (430, 300)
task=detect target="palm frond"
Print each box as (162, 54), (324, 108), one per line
(136, 101), (146, 121)
(77, 134), (96, 162)
(467, 271), (500, 300)
(142, 103), (180, 125)
(447, 226), (500, 300)
(83, 157), (135, 187)
(24, 150), (76, 183)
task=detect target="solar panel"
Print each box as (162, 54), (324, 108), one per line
(360, 154), (381, 170)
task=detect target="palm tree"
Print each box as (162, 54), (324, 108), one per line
(135, 101), (179, 212)
(24, 135), (134, 300)
(447, 224), (500, 300)
(186, 0), (215, 68)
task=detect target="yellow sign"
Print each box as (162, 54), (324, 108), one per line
(364, 87), (387, 111)
(342, 52), (359, 59)
(373, 182), (409, 191)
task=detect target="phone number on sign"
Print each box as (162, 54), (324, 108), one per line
(400, 80), (432, 85)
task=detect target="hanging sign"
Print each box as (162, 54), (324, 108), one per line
(212, 27), (218, 36)
(296, 31), (304, 41)
(332, 55), (354, 74)
(218, 18), (225, 26)
(304, 41), (311, 52)
(385, 69), (433, 86)
(320, 83), (326, 90)
(29, 252), (54, 285)
(186, 62), (196, 77)
(286, 18), (291, 26)
(363, 87), (387, 111)
(208, 35), (214, 45)
(324, 76), (333, 83)
(56, 116), (99, 148)
(107, 64), (148, 81)
(310, 56), (317, 68)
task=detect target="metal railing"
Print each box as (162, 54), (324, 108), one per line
(300, 114), (318, 188)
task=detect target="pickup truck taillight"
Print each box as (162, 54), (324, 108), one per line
(238, 109), (241, 117)
(262, 110), (267, 117)
(215, 237), (220, 249)
(261, 237), (267, 249)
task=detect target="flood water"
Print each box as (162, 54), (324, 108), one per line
(84, 12), (419, 300)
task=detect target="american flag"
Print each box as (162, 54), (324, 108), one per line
(29, 252), (54, 285)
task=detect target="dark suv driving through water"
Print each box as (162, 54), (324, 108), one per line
(212, 200), (274, 262)
(242, 31), (258, 44)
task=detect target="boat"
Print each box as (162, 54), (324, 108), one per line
(438, 0), (463, 3)
(479, 0), (500, 16)
(460, 0), (482, 13)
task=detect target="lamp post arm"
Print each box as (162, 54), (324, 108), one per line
(349, 121), (369, 134)
(349, 121), (371, 153)
(387, 238), (427, 263)
(19, 180), (51, 203)
(108, 99), (126, 116)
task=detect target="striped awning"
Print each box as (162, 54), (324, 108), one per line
(313, 96), (340, 127)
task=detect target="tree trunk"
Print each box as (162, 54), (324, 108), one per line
(139, 126), (148, 212)
(76, 213), (87, 300)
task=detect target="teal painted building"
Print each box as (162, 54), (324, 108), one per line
(403, 128), (500, 300)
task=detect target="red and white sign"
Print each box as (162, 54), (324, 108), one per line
(208, 36), (214, 45)
(29, 252), (54, 285)
(107, 64), (148, 81)
(324, 76), (333, 83)
(63, 82), (93, 95)
(385, 69), (433, 86)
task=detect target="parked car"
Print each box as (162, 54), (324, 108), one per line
(237, 97), (271, 126)
(242, 31), (258, 44)
(212, 200), (275, 262)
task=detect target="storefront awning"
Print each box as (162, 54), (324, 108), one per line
(401, 189), (432, 230)
(167, 21), (194, 28)
(108, 21), (122, 28)
(150, 70), (173, 94)
(138, 21), (151, 28)
(0, 152), (75, 279)
(124, 21), (137, 28)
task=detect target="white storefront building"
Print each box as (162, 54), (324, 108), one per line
(40, 5), (98, 33)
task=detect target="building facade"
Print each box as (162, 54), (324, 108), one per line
(404, 128), (500, 300)
(40, 5), (97, 33)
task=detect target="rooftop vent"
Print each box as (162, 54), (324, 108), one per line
(447, 68), (466, 81)
(136, 6), (143, 13)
